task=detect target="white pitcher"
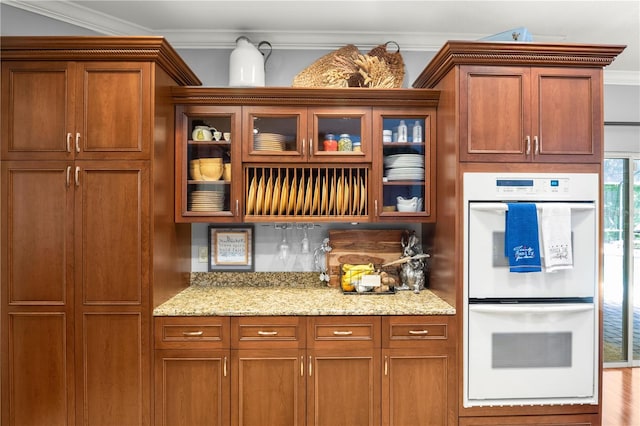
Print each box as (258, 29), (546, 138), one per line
(229, 36), (272, 87)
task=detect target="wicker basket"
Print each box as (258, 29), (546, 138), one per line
(363, 41), (405, 88)
(292, 42), (405, 89)
(292, 44), (361, 88)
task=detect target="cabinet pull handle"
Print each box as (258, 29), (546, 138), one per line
(66, 166), (71, 187)
(408, 330), (429, 335)
(74, 166), (80, 186)
(308, 356), (312, 376)
(384, 356), (388, 376)
(309, 138), (313, 156)
(182, 331), (204, 336)
(375, 200), (378, 216)
(333, 330), (353, 336)
(66, 133), (72, 153)
(236, 199), (239, 216)
(525, 135), (531, 155)
(223, 356), (228, 377)
(301, 138), (306, 155)
(300, 356), (304, 376)
(257, 331), (278, 336)
(534, 136), (539, 155)
(75, 132), (81, 153)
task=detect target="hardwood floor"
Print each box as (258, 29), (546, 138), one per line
(603, 367), (640, 426)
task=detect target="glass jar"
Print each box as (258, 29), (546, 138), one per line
(337, 133), (352, 151)
(323, 133), (338, 151)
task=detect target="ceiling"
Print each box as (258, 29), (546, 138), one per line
(4, 0), (639, 84)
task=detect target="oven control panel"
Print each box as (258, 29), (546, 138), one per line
(495, 178), (570, 196)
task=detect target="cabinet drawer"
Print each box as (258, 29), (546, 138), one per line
(154, 317), (230, 349)
(382, 316), (452, 348)
(232, 316), (305, 349)
(308, 316), (380, 349)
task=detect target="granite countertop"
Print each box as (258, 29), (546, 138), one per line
(153, 272), (456, 316)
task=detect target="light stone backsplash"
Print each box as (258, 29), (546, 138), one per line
(190, 222), (420, 272)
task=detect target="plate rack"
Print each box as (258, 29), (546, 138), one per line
(244, 166), (369, 220)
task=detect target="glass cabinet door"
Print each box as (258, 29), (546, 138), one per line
(374, 111), (434, 221)
(308, 107), (371, 162)
(176, 105), (242, 222)
(242, 107), (306, 162)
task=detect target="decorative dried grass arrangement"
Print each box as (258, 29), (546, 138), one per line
(292, 41), (405, 88)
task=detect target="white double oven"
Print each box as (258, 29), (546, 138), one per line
(463, 172), (599, 407)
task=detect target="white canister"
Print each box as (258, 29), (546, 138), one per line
(229, 36), (272, 87)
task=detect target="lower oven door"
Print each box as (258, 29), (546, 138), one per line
(466, 303), (597, 407)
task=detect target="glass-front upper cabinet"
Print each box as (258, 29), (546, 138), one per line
(175, 105), (242, 222)
(242, 106), (371, 163)
(372, 109), (436, 222)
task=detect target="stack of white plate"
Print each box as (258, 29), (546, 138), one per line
(384, 153), (424, 168)
(190, 189), (225, 212)
(386, 167), (424, 180)
(254, 132), (286, 151)
(384, 154), (424, 181)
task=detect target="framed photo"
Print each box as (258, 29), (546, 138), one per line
(208, 225), (254, 272)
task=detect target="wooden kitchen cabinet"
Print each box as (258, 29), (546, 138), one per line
(372, 108), (437, 222)
(413, 41), (624, 425)
(231, 316), (306, 426)
(242, 106), (372, 163)
(1, 36), (200, 426)
(459, 66), (602, 163)
(155, 315), (455, 426)
(306, 316), (381, 426)
(175, 105), (243, 222)
(154, 317), (231, 426)
(171, 87), (439, 223)
(382, 316), (457, 426)
(1, 60), (152, 161)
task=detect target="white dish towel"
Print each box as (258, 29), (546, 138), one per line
(539, 203), (573, 272)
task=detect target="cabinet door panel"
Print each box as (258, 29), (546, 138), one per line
(79, 312), (147, 426)
(533, 68), (601, 161)
(232, 349), (305, 426)
(78, 62), (151, 159)
(76, 162), (149, 305)
(460, 66), (529, 162)
(155, 350), (230, 426)
(382, 349), (448, 426)
(6, 312), (73, 426)
(308, 349), (380, 426)
(1, 61), (74, 160)
(2, 162), (73, 304)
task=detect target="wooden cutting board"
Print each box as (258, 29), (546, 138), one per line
(327, 229), (405, 287)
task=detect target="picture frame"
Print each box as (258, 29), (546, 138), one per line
(208, 225), (254, 272)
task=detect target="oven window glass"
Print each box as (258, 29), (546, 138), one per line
(492, 332), (572, 368)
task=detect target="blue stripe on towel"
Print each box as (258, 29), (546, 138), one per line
(504, 203), (541, 273)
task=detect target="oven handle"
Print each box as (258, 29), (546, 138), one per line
(469, 304), (594, 314)
(469, 203), (595, 212)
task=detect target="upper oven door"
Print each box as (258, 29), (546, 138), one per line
(467, 202), (597, 299)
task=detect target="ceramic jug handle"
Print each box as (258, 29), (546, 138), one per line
(258, 41), (272, 64)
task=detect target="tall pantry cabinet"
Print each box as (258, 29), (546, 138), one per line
(413, 41), (625, 425)
(0, 37), (200, 425)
